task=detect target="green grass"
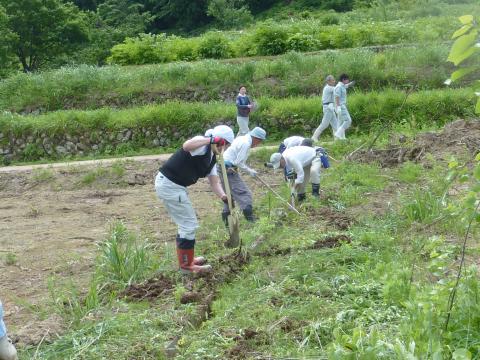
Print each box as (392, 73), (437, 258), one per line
(0, 44), (463, 113)
(19, 127), (480, 359)
(0, 87), (475, 162)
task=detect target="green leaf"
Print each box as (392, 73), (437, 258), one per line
(459, 15), (474, 25)
(447, 30), (478, 65)
(450, 66), (478, 82)
(476, 97), (480, 114)
(452, 24), (473, 39)
(476, 153), (480, 161)
(453, 348), (472, 360)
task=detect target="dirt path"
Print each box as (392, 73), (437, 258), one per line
(0, 155), (276, 346)
(0, 145), (282, 174)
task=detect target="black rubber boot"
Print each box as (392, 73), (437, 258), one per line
(312, 183), (320, 197)
(242, 205), (256, 222)
(297, 193), (306, 202)
(221, 211), (230, 227)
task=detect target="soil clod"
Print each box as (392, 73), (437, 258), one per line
(311, 234), (352, 249)
(120, 274), (175, 300)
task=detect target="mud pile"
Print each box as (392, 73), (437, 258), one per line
(350, 119), (480, 167)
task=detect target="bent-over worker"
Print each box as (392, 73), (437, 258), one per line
(221, 127), (267, 224)
(155, 125), (234, 274)
(269, 145), (325, 202)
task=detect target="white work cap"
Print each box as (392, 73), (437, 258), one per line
(205, 125), (234, 144)
(249, 127), (267, 140)
(270, 152), (282, 169)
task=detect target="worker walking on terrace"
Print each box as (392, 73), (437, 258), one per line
(0, 300), (17, 360)
(155, 125), (234, 274)
(221, 127), (267, 224)
(269, 145), (327, 202)
(312, 75), (338, 141)
(334, 73), (355, 140)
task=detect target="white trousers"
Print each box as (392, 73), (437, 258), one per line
(296, 157), (322, 194)
(155, 172), (198, 240)
(236, 116), (250, 136)
(312, 105), (338, 140)
(335, 105), (352, 138)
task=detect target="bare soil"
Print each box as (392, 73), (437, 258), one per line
(0, 157), (273, 346)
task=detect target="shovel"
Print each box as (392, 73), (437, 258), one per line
(217, 148), (240, 248)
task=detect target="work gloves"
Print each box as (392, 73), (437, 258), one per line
(286, 169), (297, 180)
(246, 167), (257, 177)
(210, 136), (226, 146)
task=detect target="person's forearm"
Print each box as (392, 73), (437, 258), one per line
(335, 97), (340, 107)
(182, 137), (210, 152)
(208, 175), (226, 198)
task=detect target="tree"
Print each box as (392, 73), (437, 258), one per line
(0, 0), (89, 72)
(207, 0), (253, 29)
(0, 5), (17, 77)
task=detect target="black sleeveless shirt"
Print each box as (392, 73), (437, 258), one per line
(160, 144), (216, 187)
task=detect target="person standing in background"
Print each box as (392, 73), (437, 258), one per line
(236, 86), (253, 136)
(312, 75), (337, 141)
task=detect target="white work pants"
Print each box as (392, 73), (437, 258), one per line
(236, 116), (250, 137)
(335, 105), (352, 139)
(312, 105), (338, 141)
(296, 157), (322, 194)
(155, 172), (198, 240)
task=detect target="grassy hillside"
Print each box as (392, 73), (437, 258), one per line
(0, 45), (463, 114)
(20, 120), (480, 359)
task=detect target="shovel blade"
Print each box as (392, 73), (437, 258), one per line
(225, 214), (240, 248)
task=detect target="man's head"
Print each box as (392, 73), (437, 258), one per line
(301, 138), (313, 147)
(206, 125), (234, 153)
(269, 152), (286, 169)
(339, 73), (350, 84)
(249, 127), (266, 147)
(239, 85), (247, 95)
(325, 74), (335, 86)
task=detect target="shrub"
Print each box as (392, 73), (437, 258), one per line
(253, 24), (289, 55)
(286, 33), (320, 52)
(197, 32), (235, 59)
(320, 12), (340, 25)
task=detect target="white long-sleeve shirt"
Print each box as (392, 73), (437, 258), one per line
(322, 84), (335, 104)
(283, 146), (317, 184)
(224, 134), (253, 172)
(283, 136), (304, 149)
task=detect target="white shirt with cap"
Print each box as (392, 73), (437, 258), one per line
(283, 146), (317, 185)
(224, 134), (254, 173)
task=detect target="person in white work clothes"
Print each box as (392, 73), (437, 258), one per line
(334, 73), (355, 140)
(0, 300), (17, 360)
(221, 127), (267, 224)
(269, 145), (324, 201)
(312, 75), (338, 141)
(155, 125), (234, 274)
